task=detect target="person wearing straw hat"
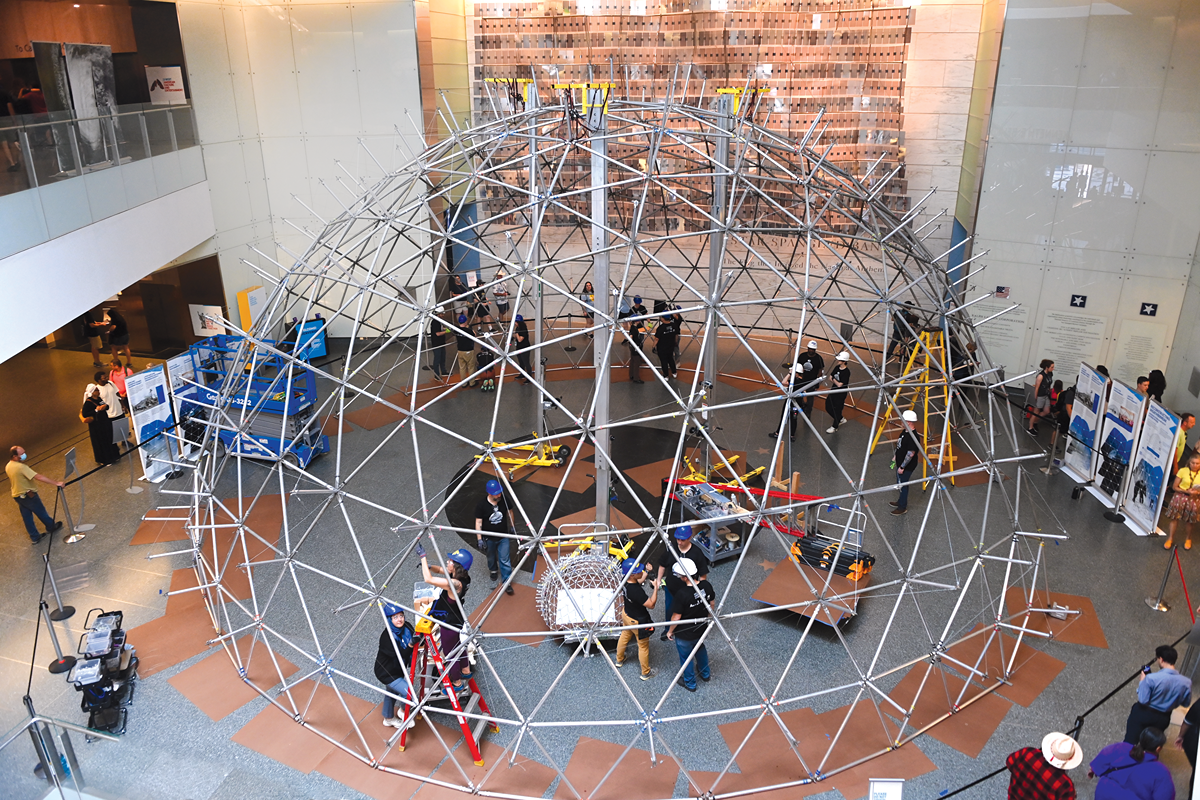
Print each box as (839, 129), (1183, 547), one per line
(1004, 731), (1082, 799)
(824, 351), (851, 433)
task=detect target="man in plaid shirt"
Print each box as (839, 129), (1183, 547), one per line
(1006, 732), (1083, 799)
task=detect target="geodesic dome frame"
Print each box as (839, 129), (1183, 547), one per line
(177, 92), (1065, 799)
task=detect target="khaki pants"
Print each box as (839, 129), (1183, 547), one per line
(616, 613), (651, 675)
(456, 349), (476, 383)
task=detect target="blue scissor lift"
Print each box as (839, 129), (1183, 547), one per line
(188, 335), (330, 468)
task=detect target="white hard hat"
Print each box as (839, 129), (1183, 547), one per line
(672, 558), (698, 578)
(836, 351), (851, 361)
(902, 410), (918, 422)
(807, 340), (818, 349)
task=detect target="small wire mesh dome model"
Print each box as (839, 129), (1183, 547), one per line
(185, 94), (1062, 798)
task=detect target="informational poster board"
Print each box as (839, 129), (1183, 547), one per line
(1088, 380), (1146, 509)
(166, 352), (203, 459)
(295, 318), (327, 360)
(1062, 363), (1108, 484)
(145, 66), (186, 105)
(125, 365), (176, 483)
(237, 286), (267, 331)
(188, 304), (225, 336)
(1122, 402), (1179, 537)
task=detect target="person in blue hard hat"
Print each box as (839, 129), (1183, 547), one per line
(655, 524), (709, 641)
(475, 478), (515, 595)
(374, 603), (416, 729)
(615, 559), (659, 680)
(418, 541), (474, 698)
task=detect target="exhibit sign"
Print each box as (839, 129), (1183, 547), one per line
(237, 286), (267, 330)
(1062, 363), (1108, 484)
(165, 353), (203, 459)
(188, 304), (225, 336)
(1088, 379), (1146, 509)
(146, 66), (186, 105)
(1122, 401), (1179, 537)
(295, 318), (328, 360)
(125, 365), (177, 483)
(1037, 309), (1108, 389)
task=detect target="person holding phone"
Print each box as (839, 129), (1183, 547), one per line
(1124, 645), (1192, 745)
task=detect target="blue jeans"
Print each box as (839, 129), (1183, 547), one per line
(483, 536), (512, 582)
(381, 675), (412, 719)
(675, 636), (710, 689)
(896, 465), (917, 510)
(431, 344), (446, 376)
(15, 493), (55, 542)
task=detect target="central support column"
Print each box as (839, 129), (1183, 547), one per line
(529, 87), (546, 440)
(589, 87), (611, 528)
(704, 95), (732, 474)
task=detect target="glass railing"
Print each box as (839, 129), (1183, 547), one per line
(0, 103), (199, 198)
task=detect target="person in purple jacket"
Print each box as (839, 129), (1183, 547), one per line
(1088, 727), (1174, 800)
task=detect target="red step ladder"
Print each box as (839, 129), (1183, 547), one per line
(397, 626), (498, 765)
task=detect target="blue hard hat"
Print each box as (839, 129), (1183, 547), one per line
(383, 602), (404, 617)
(621, 558), (644, 576)
(458, 314), (467, 324)
(486, 479), (502, 495)
(515, 314), (523, 322)
(447, 549), (473, 570)
(633, 295), (642, 304)
(673, 525), (694, 540)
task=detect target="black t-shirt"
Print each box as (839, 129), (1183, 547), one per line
(475, 494), (511, 535)
(0, 89), (12, 118)
(894, 428), (921, 472)
(658, 542), (709, 596)
(430, 573), (470, 628)
(671, 579), (715, 640)
(655, 319), (679, 352)
(108, 309), (128, 338)
(623, 580), (654, 629)
(514, 321), (529, 347)
(429, 318), (446, 346)
(796, 350), (824, 385)
(628, 320), (645, 348)
(828, 365), (850, 393)
(455, 330), (474, 352)
(1183, 700), (1200, 767)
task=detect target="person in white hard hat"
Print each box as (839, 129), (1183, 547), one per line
(795, 340), (824, 419)
(824, 351), (851, 434)
(769, 361), (804, 442)
(666, 557), (715, 692)
(1004, 731), (1082, 799)
(891, 409), (922, 515)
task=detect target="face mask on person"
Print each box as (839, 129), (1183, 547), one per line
(19, 453), (27, 461)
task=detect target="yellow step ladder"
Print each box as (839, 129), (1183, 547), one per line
(869, 329), (957, 486)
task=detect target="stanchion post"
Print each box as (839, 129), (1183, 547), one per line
(61, 448), (94, 539)
(1146, 545), (1176, 613)
(44, 554), (75, 621)
(124, 428), (143, 494)
(40, 601), (77, 674)
(564, 312), (576, 352)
